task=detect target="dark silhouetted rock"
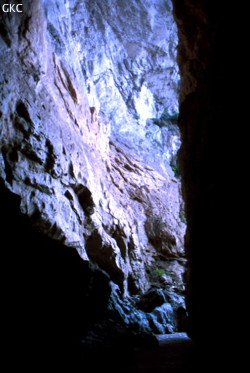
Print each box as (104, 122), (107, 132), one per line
(137, 289), (166, 312)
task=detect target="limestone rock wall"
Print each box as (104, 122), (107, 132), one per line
(0, 0), (186, 343)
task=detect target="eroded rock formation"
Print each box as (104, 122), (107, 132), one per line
(0, 0), (186, 354)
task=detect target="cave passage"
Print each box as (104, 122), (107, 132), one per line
(0, 1), (194, 371)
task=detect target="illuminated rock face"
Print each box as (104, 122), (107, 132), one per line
(68, 0), (180, 166)
(43, 0), (181, 168)
(0, 0), (184, 336)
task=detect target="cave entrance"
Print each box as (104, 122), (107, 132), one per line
(0, 1), (187, 368)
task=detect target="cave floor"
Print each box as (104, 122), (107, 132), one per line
(120, 333), (197, 373)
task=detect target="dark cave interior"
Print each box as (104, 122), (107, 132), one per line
(0, 0), (234, 371)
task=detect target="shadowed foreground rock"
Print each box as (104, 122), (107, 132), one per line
(119, 333), (196, 373)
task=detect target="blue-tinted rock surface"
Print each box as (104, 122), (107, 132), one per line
(0, 0), (185, 334)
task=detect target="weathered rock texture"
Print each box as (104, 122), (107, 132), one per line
(0, 0), (185, 353)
